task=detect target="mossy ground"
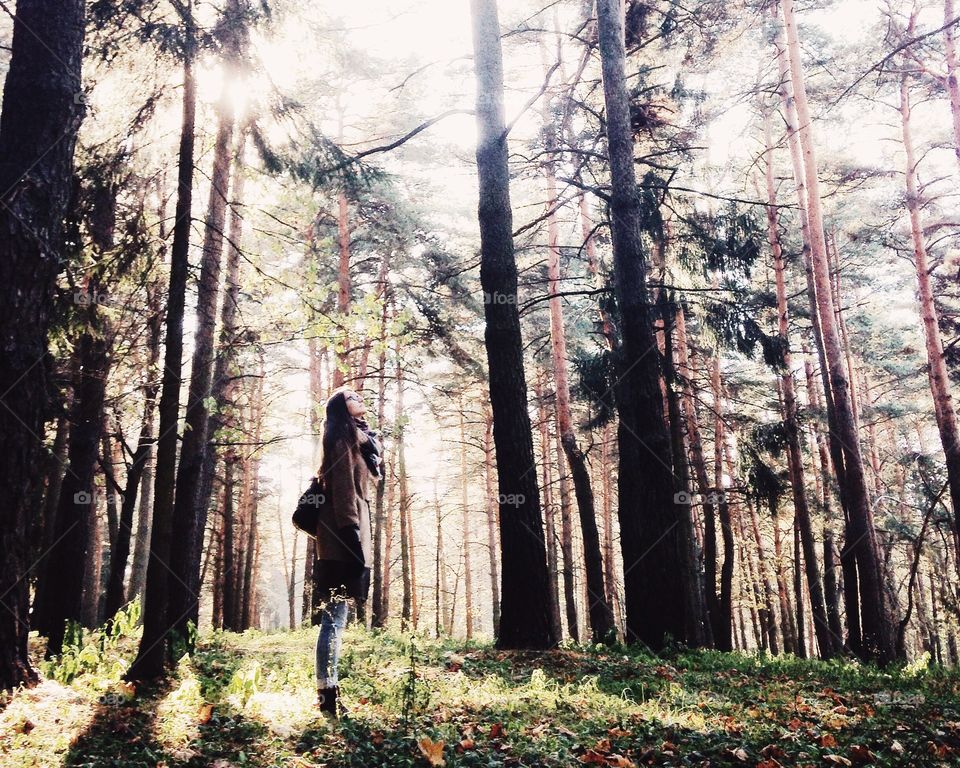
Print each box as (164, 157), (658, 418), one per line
(2, 622), (959, 767)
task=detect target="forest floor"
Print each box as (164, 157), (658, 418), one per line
(2, 620), (960, 768)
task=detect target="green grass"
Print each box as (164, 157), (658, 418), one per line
(2, 621), (959, 767)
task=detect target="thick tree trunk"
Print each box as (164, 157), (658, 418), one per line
(899, 72), (960, 570)
(779, 0), (897, 664)
(42, 306), (111, 654)
(596, 0), (684, 649)
(127, 18), (197, 679)
(470, 0), (556, 649)
(0, 0), (85, 689)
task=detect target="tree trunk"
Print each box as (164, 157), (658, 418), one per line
(484, 409), (501, 636)
(42, 304), (111, 654)
(127, 13), (197, 679)
(470, 0), (556, 649)
(397, 353), (414, 630)
(944, 0), (960, 171)
(899, 71), (960, 571)
(333, 190), (351, 388)
(779, 0), (897, 664)
(709, 352), (735, 651)
(536, 377), (563, 640)
(459, 407), (475, 639)
(554, 426), (579, 643)
(763, 113), (835, 657)
(0, 0), (85, 689)
(104, 300), (162, 619)
(541, 89), (615, 643)
(662, 300), (711, 647)
(596, 0), (684, 649)
(168, 14), (243, 641)
(371, 281), (391, 627)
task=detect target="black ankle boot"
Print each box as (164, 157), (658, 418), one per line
(317, 685), (339, 718)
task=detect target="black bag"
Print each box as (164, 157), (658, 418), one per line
(292, 475), (328, 537)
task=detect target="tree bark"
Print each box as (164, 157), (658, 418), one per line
(763, 113), (835, 657)
(596, 0), (684, 649)
(127, 10), (197, 679)
(104, 299), (162, 619)
(168, 10), (243, 640)
(541, 88), (615, 643)
(0, 0), (85, 688)
(470, 0), (556, 649)
(483, 408), (501, 636)
(536, 377), (563, 640)
(899, 71), (960, 572)
(944, 0), (960, 171)
(779, 0), (897, 664)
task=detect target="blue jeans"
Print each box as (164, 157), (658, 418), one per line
(315, 596), (349, 688)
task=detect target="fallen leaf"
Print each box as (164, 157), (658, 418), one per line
(727, 746), (749, 762)
(849, 744), (873, 764)
(605, 755), (636, 767)
(607, 727), (630, 737)
(457, 738), (475, 751)
(594, 738), (612, 753)
(490, 722), (505, 738)
(820, 734), (838, 748)
(823, 756), (852, 767)
(118, 681), (136, 700)
(890, 740), (904, 755)
(197, 703), (214, 724)
(418, 736), (446, 767)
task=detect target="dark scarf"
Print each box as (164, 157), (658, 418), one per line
(354, 417), (382, 479)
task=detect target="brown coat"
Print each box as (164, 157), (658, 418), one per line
(314, 434), (373, 568)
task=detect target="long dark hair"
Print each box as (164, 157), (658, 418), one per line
(319, 388), (358, 482)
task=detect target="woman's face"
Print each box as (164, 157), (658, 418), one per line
(344, 389), (365, 418)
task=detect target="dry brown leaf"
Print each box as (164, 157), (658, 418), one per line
(490, 722), (505, 739)
(727, 746), (749, 762)
(197, 703), (214, 724)
(418, 736), (446, 767)
(849, 744), (874, 764)
(594, 738), (612, 753)
(820, 734), (838, 748)
(605, 755), (636, 767)
(823, 755), (852, 766)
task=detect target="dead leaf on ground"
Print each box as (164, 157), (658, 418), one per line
(418, 736), (446, 767)
(823, 755), (852, 766)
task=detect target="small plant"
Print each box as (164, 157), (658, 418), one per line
(227, 662), (264, 707)
(42, 600), (142, 685)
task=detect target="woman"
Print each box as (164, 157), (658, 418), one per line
(313, 387), (380, 718)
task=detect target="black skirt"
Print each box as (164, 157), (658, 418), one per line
(312, 558), (370, 615)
